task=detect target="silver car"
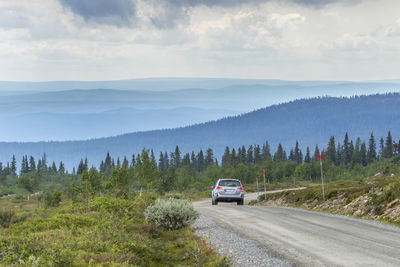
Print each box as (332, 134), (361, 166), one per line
(211, 178), (244, 205)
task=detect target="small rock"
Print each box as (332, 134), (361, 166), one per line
(353, 210), (362, 216)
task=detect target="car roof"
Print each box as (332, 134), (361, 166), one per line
(218, 178), (241, 181)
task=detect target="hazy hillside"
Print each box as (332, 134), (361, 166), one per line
(0, 93), (399, 169)
(1, 80), (400, 141)
(0, 78), (357, 92)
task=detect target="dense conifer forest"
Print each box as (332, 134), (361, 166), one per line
(1, 131), (399, 198)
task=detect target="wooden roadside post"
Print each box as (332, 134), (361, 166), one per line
(316, 153), (326, 201)
(256, 177), (259, 197)
(262, 169), (267, 200)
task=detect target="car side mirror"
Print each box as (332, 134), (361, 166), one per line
(210, 185), (214, 189)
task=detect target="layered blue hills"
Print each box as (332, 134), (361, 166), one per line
(0, 93), (399, 169)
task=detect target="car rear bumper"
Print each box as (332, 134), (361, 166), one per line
(216, 194), (244, 202)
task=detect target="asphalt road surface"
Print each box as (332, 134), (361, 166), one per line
(194, 190), (400, 266)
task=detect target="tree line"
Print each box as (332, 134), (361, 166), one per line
(1, 131), (399, 198)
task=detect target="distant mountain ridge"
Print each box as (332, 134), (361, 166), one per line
(1, 79), (400, 141)
(0, 93), (399, 169)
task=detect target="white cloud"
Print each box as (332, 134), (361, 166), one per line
(385, 18), (400, 37)
(0, 0), (400, 81)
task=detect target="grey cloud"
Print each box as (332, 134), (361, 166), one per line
(59, 0), (136, 26)
(58, 0), (358, 29)
(165, 0), (356, 8)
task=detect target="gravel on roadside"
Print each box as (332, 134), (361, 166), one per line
(193, 215), (293, 267)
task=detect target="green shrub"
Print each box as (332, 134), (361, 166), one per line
(165, 192), (185, 199)
(0, 209), (14, 228)
(45, 190), (62, 207)
(144, 198), (199, 230)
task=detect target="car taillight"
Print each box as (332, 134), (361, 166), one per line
(241, 194), (244, 198)
(237, 187), (243, 190)
(216, 186), (222, 190)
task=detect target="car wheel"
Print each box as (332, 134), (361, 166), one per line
(212, 199), (216, 205)
(237, 199), (244, 205)
(215, 199), (218, 205)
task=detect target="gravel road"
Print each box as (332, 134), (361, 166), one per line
(193, 215), (292, 267)
(193, 191), (400, 267)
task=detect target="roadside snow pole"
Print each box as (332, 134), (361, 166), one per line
(262, 169), (267, 200)
(317, 153), (326, 201)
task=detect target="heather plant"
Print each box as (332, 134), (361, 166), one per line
(0, 209), (14, 228)
(145, 198), (199, 230)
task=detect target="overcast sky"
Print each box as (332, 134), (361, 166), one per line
(1, 0), (399, 81)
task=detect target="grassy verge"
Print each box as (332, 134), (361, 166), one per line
(0, 195), (229, 266)
(250, 176), (400, 227)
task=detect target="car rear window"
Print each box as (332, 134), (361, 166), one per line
(218, 180), (241, 187)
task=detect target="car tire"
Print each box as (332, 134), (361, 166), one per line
(215, 199), (218, 205)
(237, 199), (244, 205)
(212, 199), (216, 205)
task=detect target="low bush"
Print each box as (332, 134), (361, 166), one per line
(0, 209), (14, 228)
(45, 190), (62, 207)
(145, 198), (199, 230)
(165, 192), (185, 199)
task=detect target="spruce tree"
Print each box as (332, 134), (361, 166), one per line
(349, 140), (354, 161)
(343, 133), (351, 165)
(41, 153), (47, 171)
(313, 145), (320, 160)
(158, 152), (165, 171)
(231, 148), (238, 167)
(52, 161), (57, 174)
(246, 145), (254, 164)
(77, 159), (85, 175)
(326, 136), (336, 164)
(254, 145), (262, 163)
(360, 142), (367, 166)
(222, 146), (231, 167)
(274, 144), (285, 162)
(262, 140), (272, 160)
(20, 156), (29, 175)
(294, 141), (302, 163)
(304, 146), (311, 163)
(29, 156), (36, 172)
(182, 153), (191, 166)
(116, 157), (121, 169)
(11, 155), (16, 176)
(336, 143), (342, 165)
(105, 152), (112, 170)
(122, 156), (129, 169)
(383, 131), (393, 158)
(164, 152), (169, 170)
(197, 150), (205, 171)
(289, 149), (295, 161)
(131, 154), (136, 167)
(240, 146), (246, 163)
(59, 161), (65, 175)
(174, 146), (181, 167)
(190, 151), (196, 169)
(99, 161), (105, 173)
(205, 148), (214, 167)
(367, 132), (377, 163)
